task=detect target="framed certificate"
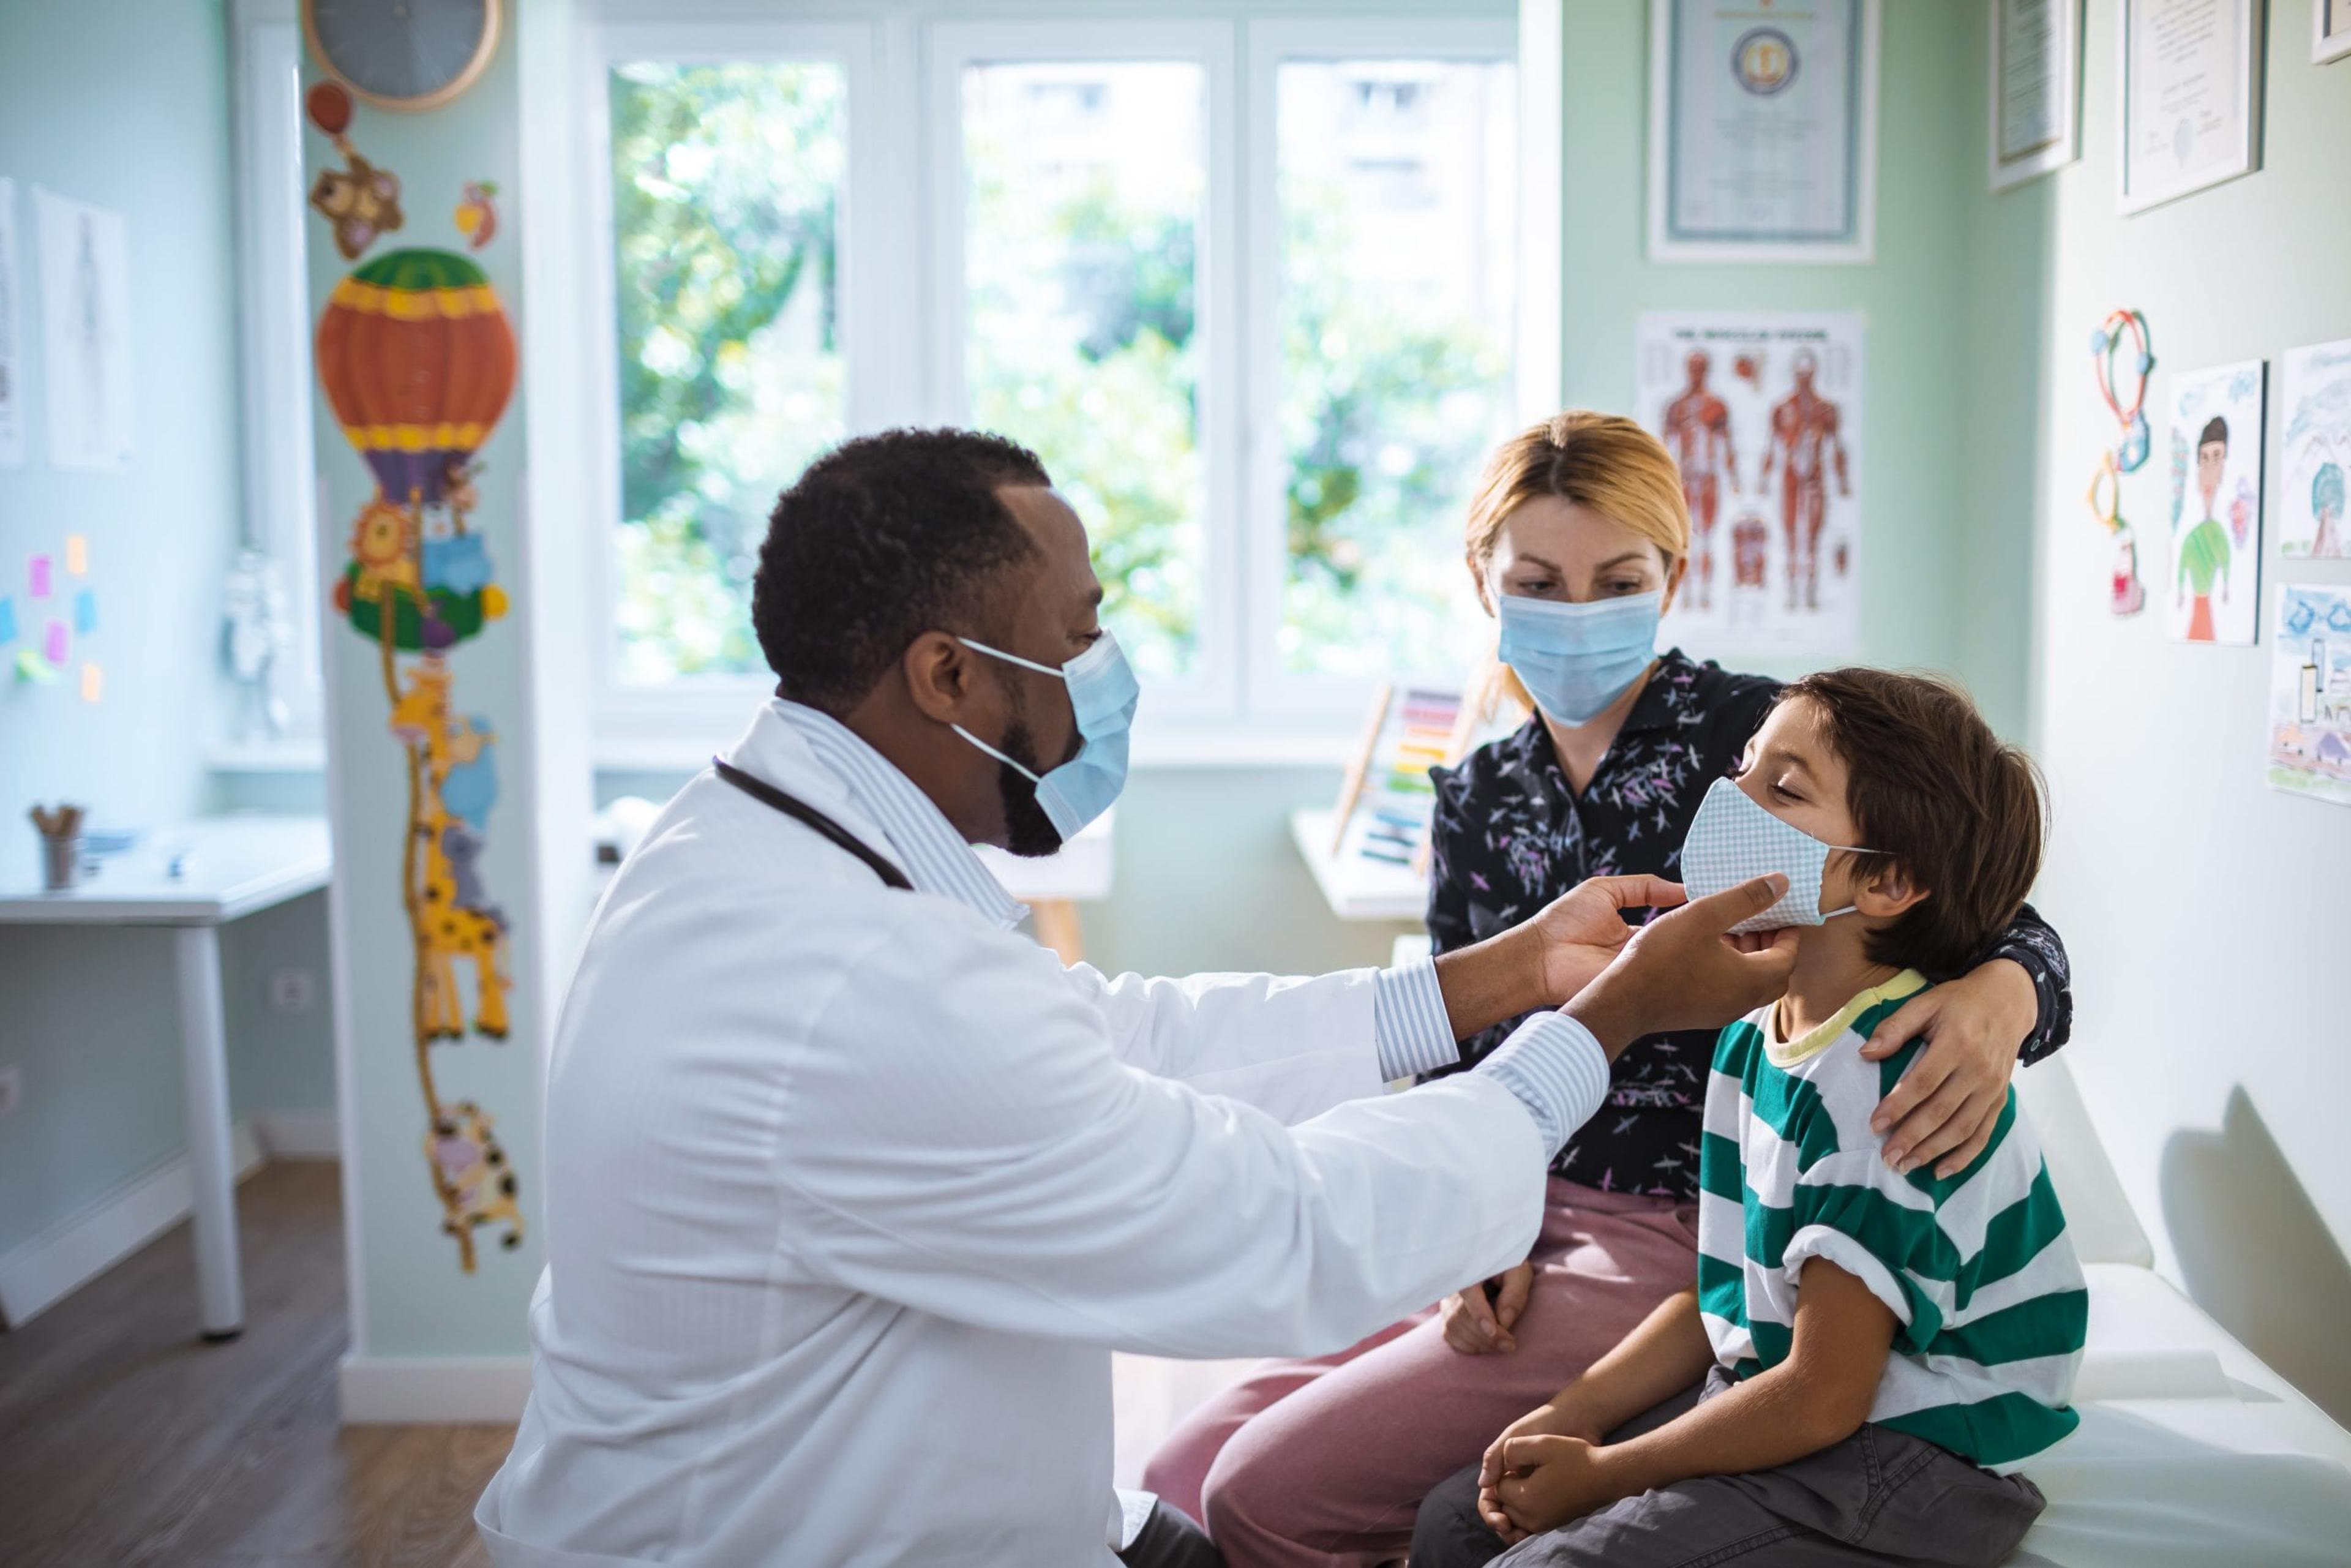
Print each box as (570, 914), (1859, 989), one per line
(2119, 0), (2263, 214)
(2320, 0), (2351, 64)
(1990, 0), (2082, 190)
(1646, 0), (1881, 263)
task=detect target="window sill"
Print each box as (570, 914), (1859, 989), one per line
(593, 722), (1360, 775)
(209, 737), (329, 773)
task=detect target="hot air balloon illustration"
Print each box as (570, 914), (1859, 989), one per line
(318, 247), (517, 651)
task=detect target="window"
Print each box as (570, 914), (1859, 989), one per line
(606, 60), (849, 683)
(586, 7), (1517, 754)
(227, 0), (324, 745)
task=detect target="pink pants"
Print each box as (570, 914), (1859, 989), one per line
(1141, 1179), (1700, 1568)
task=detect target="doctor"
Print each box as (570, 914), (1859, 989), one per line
(474, 429), (1798, 1568)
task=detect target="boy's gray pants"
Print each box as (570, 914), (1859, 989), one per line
(1411, 1368), (2045, 1568)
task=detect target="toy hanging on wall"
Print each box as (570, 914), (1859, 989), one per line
(313, 238), (522, 1271)
(2087, 310), (2155, 617)
(306, 82), (403, 261)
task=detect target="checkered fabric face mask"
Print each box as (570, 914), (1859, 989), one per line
(1680, 776), (1876, 933)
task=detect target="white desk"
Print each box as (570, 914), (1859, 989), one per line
(0, 816), (332, 1340)
(1288, 808), (1428, 923)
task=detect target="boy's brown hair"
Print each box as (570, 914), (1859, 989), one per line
(1779, 668), (2045, 978)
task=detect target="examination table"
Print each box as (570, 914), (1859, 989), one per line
(1109, 1055), (2351, 1566)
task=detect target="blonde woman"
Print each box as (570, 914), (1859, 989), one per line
(1142, 413), (2074, 1568)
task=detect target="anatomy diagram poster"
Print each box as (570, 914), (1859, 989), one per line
(1637, 312), (1865, 657)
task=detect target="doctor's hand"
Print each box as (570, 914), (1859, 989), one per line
(1436, 874), (1690, 1041)
(1524, 874), (1690, 1006)
(1561, 876), (1799, 1058)
(1441, 1260), (1535, 1354)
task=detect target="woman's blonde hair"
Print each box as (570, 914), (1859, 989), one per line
(1465, 411), (1691, 718)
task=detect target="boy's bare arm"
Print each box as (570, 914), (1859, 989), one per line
(1505, 1288), (1717, 1446)
(1483, 1259), (1897, 1541)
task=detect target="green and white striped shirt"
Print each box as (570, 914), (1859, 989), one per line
(1698, 971), (2087, 1469)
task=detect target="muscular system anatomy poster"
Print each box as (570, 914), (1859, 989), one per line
(1636, 312), (1865, 657)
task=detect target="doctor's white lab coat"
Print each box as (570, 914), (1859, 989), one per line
(474, 702), (1556, 1567)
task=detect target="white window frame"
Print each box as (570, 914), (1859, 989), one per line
(227, 0), (325, 748)
(1239, 16), (1518, 724)
(582, 18), (897, 750)
(577, 1), (1520, 768)
(929, 20), (1242, 724)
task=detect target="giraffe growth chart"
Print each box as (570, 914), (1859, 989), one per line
(308, 83), (523, 1271)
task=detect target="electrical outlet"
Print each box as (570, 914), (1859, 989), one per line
(269, 968), (317, 1014)
(0, 1064), (21, 1119)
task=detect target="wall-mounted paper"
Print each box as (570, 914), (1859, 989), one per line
(0, 178), (22, 468)
(1638, 311), (1868, 658)
(28, 553), (51, 598)
(2165, 359), (2267, 645)
(35, 187), (136, 472)
(2267, 585), (2351, 807)
(64, 534), (88, 576)
(14, 647), (56, 683)
(78, 662), (102, 703)
(2279, 339), (2351, 560)
(73, 588), (96, 636)
(43, 620), (67, 666)
(0, 596), (13, 643)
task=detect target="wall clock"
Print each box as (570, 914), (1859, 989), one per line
(302, 0), (502, 113)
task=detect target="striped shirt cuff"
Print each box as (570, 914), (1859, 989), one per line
(1474, 1012), (1611, 1157)
(1371, 958), (1457, 1082)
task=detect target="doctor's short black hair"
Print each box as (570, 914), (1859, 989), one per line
(753, 427), (1052, 713)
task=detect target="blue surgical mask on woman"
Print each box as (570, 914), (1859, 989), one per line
(1679, 775), (1878, 932)
(1495, 590), (1663, 725)
(951, 631), (1140, 840)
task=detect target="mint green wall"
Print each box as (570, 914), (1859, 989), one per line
(0, 0), (299, 1264)
(301, 34), (547, 1357)
(2004, 0), (2351, 1423)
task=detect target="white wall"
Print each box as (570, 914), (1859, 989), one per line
(2021, 0), (2351, 1422)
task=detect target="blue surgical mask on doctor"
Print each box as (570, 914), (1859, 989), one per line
(1496, 590), (1663, 725)
(952, 631), (1139, 842)
(1679, 775), (1881, 933)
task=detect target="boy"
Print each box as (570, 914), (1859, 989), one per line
(1414, 668), (2085, 1568)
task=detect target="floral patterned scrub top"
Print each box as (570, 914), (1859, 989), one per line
(1422, 649), (2075, 1199)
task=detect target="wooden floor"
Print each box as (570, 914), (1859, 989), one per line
(0, 1163), (514, 1567)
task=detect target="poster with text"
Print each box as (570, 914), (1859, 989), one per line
(2279, 338), (2351, 559)
(34, 187), (134, 473)
(2267, 585), (2351, 808)
(2165, 359), (2265, 645)
(1637, 311), (1865, 658)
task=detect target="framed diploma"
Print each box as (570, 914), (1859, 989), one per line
(1990, 0), (2082, 190)
(2320, 0), (2351, 64)
(2119, 0), (2263, 214)
(1646, 0), (1881, 263)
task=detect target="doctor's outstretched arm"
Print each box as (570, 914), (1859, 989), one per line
(774, 876), (1794, 1362)
(1067, 872), (1692, 1125)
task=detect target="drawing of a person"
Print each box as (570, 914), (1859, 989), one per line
(2177, 416), (2232, 641)
(2311, 462), (2344, 558)
(1659, 348), (1738, 610)
(1758, 348), (1849, 612)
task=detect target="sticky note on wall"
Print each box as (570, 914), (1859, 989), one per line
(29, 555), (51, 598)
(44, 620), (67, 666)
(80, 662), (103, 703)
(74, 590), (96, 635)
(0, 596), (14, 643)
(65, 535), (89, 576)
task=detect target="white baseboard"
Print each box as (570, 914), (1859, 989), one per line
(340, 1352), (533, 1424)
(253, 1109), (341, 1160)
(0, 1119), (266, 1327)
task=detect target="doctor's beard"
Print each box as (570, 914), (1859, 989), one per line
(994, 717), (1067, 859)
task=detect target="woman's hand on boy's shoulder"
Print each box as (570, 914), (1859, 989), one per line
(1861, 958), (2036, 1178)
